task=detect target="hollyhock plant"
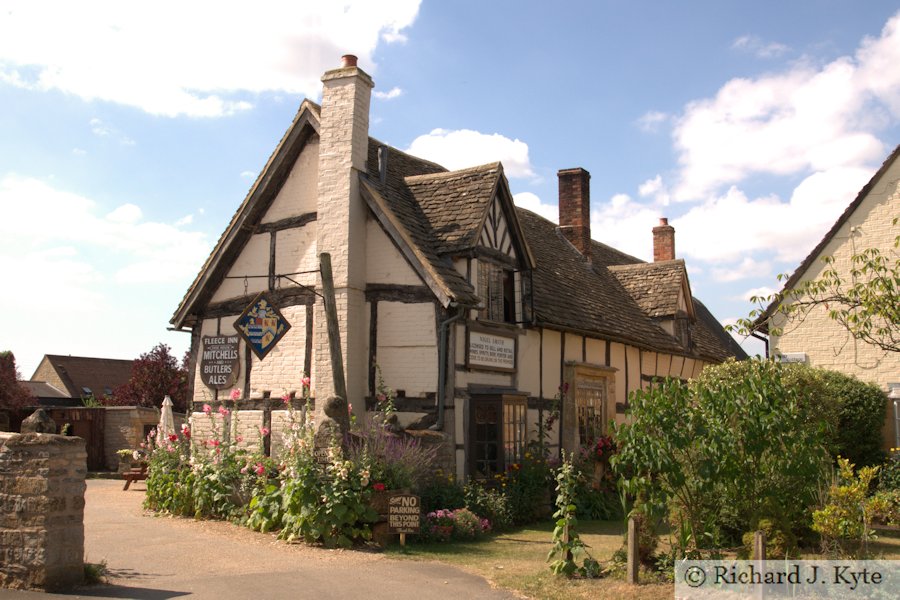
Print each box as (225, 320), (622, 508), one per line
(230, 388), (242, 401)
(203, 404), (211, 415)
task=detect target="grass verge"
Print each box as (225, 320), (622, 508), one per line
(386, 521), (900, 600)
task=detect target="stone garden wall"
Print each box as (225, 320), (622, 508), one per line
(0, 432), (86, 591)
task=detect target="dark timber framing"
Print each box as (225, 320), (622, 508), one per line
(255, 212), (317, 234)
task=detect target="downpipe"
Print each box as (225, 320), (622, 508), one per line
(431, 305), (466, 431)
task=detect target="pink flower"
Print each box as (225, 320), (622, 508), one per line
(236, 436), (243, 443)
(203, 404), (211, 415)
(254, 463), (265, 475)
(229, 388), (242, 401)
(218, 406), (230, 417)
(148, 428), (156, 438)
(373, 482), (386, 492)
(260, 427), (270, 437)
(240, 466), (248, 474)
(301, 376), (310, 388)
(208, 439), (220, 447)
(281, 393), (291, 405)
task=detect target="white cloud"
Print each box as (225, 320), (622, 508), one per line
(406, 128), (536, 179)
(374, 86), (403, 100)
(590, 193), (661, 262)
(240, 170), (258, 180)
(636, 110), (668, 133)
(731, 35), (790, 59)
(0, 1), (422, 117)
(673, 11), (900, 201)
(710, 257), (772, 283)
(89, 117), (136, 146)
(0, 174), (210, 284)
(675, 165), (871, 265)
(734, 286), (778, 302)
(513, 192), (557, 223)
(106, 203), (142, 224)
(71, 147), (86, 156)
(175, 214), (194, 227)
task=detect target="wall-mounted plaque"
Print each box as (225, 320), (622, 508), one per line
(466, 328), (516, 372)
(234, 292), (291, 360)
(388, 494), (421, 534)
(200, 335), (241, 390)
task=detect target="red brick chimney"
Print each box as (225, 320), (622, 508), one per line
(652, 217), (675, 262)
(558, 168), (591, 258)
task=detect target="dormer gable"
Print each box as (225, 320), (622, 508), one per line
(609, 259), (696, 348)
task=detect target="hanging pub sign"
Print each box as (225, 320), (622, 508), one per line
(199, 335), (241, 390)
(234, 292), (291, 360)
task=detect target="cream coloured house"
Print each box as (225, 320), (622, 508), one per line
(761, 145), (900, 450)
(171, 56), (743, 478)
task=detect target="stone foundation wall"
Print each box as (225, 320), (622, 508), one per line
(0, 432), (86, 591)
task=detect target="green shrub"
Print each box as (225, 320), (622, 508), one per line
(420, 471), (466, 513)
(739, 517), (798, 559)
(812, 457), (880, 558)
(695, 359), (886, 468)
(878, 451), (900, 491)
(463, 480), (514, 531)
(614, 360), (830, 556)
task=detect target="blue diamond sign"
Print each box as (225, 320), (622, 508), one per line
(234, 293), (291, 360)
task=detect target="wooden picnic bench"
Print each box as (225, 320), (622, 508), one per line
(123, 463), (148, 490)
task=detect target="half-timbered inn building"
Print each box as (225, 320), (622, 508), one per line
(171, 56), (745, 478)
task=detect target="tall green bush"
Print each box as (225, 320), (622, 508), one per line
(613, 360), (830, 555)
(694, 359), (886, 468)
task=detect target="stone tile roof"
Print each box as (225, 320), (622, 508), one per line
(516, 208), (684, 353)
(363, 141), (480, 306)
(515, 209), (744, 362)
(608, 260), (687, 318)
(404, 163), (501, 254)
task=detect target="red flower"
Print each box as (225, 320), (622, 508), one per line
(373, 482), (386, 492)
(168, 433), (178, 442)
(254, 462), (265, 475)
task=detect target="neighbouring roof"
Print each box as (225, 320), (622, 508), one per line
(32, 355), (134, 399)
(756, 144), (900, 330)
(20, 381), (68, 399)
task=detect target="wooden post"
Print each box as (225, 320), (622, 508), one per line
(626, 516), (639, 585)
(753, 530), (766, 600)
(753, 529), (766, 561)
(319, 253), (347, 402)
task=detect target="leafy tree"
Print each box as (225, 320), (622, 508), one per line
(731, 217), (899, 353)
(111, 343), (189, 412)
(0, 351), (34, 410)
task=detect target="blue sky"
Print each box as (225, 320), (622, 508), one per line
(2, 1), (899, 377)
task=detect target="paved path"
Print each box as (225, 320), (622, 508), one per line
(6, 479), (517, 600)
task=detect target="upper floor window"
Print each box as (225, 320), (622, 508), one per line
(479, 261), (517, 324)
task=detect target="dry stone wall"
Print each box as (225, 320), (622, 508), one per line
(0, 432), (86, 591)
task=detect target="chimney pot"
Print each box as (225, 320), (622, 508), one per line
(652, 217), (675, 262)
(341, 54), (358, 68)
